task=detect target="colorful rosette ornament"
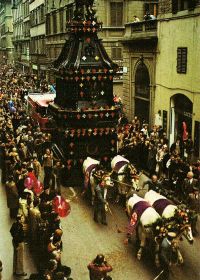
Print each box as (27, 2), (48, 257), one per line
(52, 195), (71, 218)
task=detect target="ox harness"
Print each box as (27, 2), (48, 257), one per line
(113, 161), (129, 174)
(153, 199), (173, 216)
(127, 201), (151, 235)
(84, 163), (98, 190)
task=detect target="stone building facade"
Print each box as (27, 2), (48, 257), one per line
(122, 0), (200, 155)
(12, 0), (30, 72)
(0, 0), (14, 64)
(156, 0), (200, 153)
(29, 0), (46, 76)
(6, 0), (200, 154)
(44, 0), (152, 96)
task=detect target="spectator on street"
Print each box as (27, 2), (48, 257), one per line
(43, 148), (54, 189)
(133, 15), (140, 22)
(143, 174), (162, 192)
(53, 160), (64, 194)
(88, 254), (113, 280)
(10, 214), (27, 277)
(33, 156), (42, 179)
(182, 171), (199, 202)
(144, 11), (156, 20)
(5, 175), (19, 218)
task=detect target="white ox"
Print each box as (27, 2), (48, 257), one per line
(145, 190), (177, 219)
(83, 157), (113, 205)
(145, 190), (194, 245)
(145, 190), (194, 265)
(111, 155), (140, 203)
(126, 194), (161, 264)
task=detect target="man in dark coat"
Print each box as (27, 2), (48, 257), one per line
(10, 215), (27, 277)
(5, 176), (19, 218)
(159, 232), (177, 280)
(147, 142), (157, 176)
(143, 174), (162, 192)
(93, 179), (108, 225)
(182, 171), (199, 203)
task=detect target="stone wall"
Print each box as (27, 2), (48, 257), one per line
(159, 0), (172, 14)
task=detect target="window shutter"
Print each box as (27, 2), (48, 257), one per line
(110, 3), (117, 26)
(172, 0), (178, 14)
(188, 0), (196, 10)
(177, 47), (187, 74)
(53, 13), (57, 34)
(111, 48), (122, 60)
(144, 3), (149, 13)
(116, 3), (123, 26)
(110, 2), (123, 27)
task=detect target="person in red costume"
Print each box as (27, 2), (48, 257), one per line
(182, 121), (188, 142)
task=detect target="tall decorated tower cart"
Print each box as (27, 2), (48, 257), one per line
(49, 0), (120, 171)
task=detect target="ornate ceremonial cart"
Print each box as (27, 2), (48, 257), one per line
(48, 0), (120, 167)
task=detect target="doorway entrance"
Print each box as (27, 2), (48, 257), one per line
(134, 62), (150, 124)
(170, 94), (193, 145)
(194, 121), (200, 157)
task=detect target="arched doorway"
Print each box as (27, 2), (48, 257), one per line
(134, 62), (150, 124)
(170, 94), (193, 145)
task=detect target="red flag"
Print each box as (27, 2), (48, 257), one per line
(24, 177), (34, 190)
(182, 121), (188, 141)
(52, 195), (71, 218)
(33, 180), (43, 195)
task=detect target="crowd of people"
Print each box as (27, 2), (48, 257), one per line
(0, 65), (114, 280)
(0, 66), (74, 279)
(0, 63), (199, 279)
(117, 115), (200, 209)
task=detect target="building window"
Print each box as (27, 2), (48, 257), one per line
(144, 2), (158, 17)
(60, 10), (64, 33)
(111, 47), (122, 60)
(66, 5), (74, 22)
(40, 5), (45, 23)
(46, 14), (51, 35)
(110, 2), (123, 27)
(135, 62), (150, 124)
(135, 62), (150, 98)
(52, 12), (57, 34)
(177, 47), (187, 74)
(172, 0), (196, 14)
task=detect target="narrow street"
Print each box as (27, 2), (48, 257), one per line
(1, 172), (199, 280)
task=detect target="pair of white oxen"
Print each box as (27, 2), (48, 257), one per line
(83, 156), (194, 266)
(83, 155), (140, 204)
(126, 190), (194, 266)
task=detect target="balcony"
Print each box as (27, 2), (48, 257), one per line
(122, 20), (158, 44)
